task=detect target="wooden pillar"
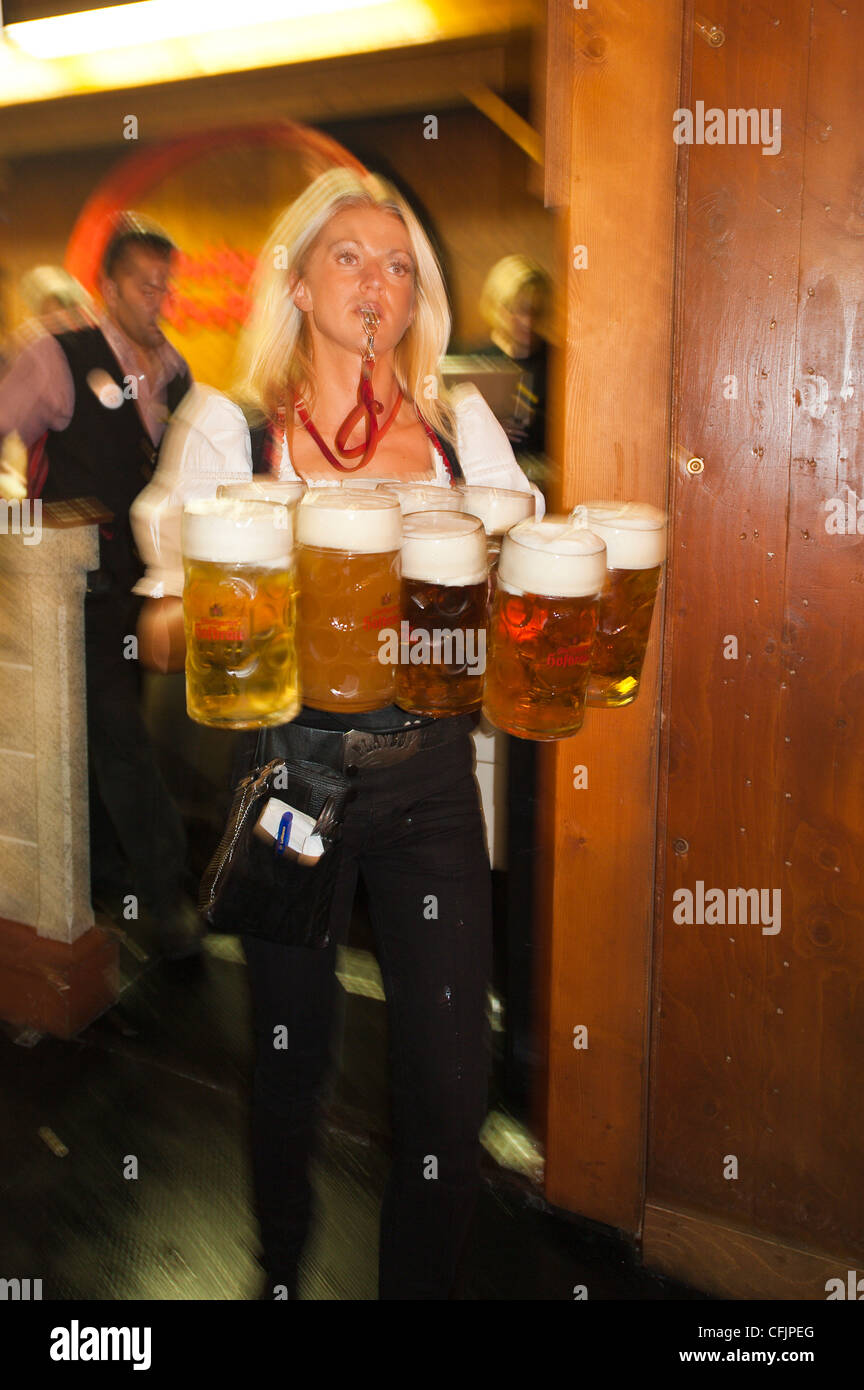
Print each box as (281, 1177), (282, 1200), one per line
(0, 510), (118, 1038)
(536, 0), (683, 1229)
(643, 0), (864, 1296)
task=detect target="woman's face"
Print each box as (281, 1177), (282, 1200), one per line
(292, 205), (416, 358)
(503, 287), (542, 356)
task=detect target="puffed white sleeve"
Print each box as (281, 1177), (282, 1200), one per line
(451, 383), (546, 519)
(131, 385), (254, 599)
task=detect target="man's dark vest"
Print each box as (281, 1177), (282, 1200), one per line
(42, 326), (191, 586)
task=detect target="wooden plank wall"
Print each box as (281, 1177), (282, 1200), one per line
(536, 0), (683, 1229)
(646, 0), (864, 1289)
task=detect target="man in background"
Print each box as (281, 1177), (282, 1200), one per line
(0, 213), (202, 959)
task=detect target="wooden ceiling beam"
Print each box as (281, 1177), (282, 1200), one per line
(0, 35), (533, 157)
(462, 83), (542, 164)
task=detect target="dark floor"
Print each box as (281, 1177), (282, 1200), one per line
(0, 907), (711, 1303)
(0, 677), (712, 1302)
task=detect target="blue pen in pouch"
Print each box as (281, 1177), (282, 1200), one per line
(253, 796), (325, 864)
(276, 811), (293, 857)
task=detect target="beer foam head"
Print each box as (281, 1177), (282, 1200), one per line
(457, 485), (535, 535)
(218, 480), (306, 506)
(182, 498), (293, 566)
(401, 512), (487, 585)
(380, 482), (464, 515)
(578, 501), (667, 568)
(500, 516), (607, 597)
(344, 477), (399, 490)
(296, 489), (402, 553)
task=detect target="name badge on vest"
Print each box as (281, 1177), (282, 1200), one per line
(86, 368), (124, 410)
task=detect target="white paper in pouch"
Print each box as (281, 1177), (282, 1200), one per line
(255, 798), (317, 855)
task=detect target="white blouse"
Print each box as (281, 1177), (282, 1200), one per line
(130, 381), (544, 599)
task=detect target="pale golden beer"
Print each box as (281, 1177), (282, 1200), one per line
(295, 489), (402, 712)
(483, 518), (606, 740)
(394, 512), (488, 716)
(182, 498), (299, 729)
(580, 502), (667, 707)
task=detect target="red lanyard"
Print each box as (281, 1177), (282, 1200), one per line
(265, 295), (456, 482)
(266, 402), (455, 484)
(268, 305), (456, 480)
(293, 370), (403, 473)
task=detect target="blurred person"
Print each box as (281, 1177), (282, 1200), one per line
(0, 268), (95, 500)
(0, 213), (202, 960)
(132, 167), (542, 1298)
(479, 254), (551, 490)
(19, 264), (95, 320)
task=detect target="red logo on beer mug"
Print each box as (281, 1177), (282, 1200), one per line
(194, 619), (248, 642)
(546, 647), (586, 667)
(363, 601), (402, 632)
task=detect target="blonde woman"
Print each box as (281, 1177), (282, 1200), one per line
(479, 253), (551, 467)
(132, 169), (541, 1300)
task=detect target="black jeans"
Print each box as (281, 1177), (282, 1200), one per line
(85, 587), (187, 917)
(241, 728), (493, 1300)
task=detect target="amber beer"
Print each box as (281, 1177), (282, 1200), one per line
(483, 518), (606, 740)
(182, 498), (298, 729)
(581, 502), (667, 707)
(394, 512), (488, 716)
(295, 489), (402, 711)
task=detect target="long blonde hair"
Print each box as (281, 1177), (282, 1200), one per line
(235, 168), (456, 442)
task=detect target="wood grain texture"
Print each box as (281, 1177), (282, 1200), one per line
(542, 0), (573, 207)
(775, 0), (864, 1258)
(651, 0), (810, 1230)
(650, 0), (864, 1268)
(643, 1202), (852, 1301)
(538, 0), (683, 1230)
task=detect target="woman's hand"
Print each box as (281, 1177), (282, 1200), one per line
(137, 596), (186, 673)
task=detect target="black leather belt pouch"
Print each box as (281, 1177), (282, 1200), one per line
(199, 752), (353, 949)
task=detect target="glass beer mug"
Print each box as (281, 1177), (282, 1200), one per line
(483, 518), (606, 740)
(336, 477), (399, 491)
(579, 502), (667, 708)
(457, 485), (536, 568)
(395, 511), (488, 717)
(457, 484), (536, 612)
(218, 479), (307, 508)
(295, 489), (402, 712)
(182, 497), (299, 729)
(377, 481), (465, 515)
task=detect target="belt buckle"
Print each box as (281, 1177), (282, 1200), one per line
(342, 728), (420, 770)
